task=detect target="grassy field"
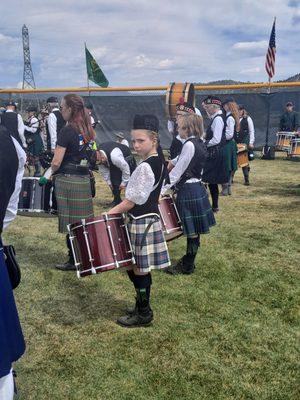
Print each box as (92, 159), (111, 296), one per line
(3, 153), (300, 400)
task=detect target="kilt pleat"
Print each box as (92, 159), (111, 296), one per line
(202, 145), (229, 184)
(128, 216), (170, 273)
(176, 182), (216, 236)
(55, 175), (94, 233)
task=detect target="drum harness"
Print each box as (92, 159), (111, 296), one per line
(128, 165), (165, 250)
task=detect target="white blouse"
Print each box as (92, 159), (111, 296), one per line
(125, 160), (156, 205)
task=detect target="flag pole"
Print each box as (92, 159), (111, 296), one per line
(85, 42), (91, 97)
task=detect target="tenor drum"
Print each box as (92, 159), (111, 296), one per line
(158, 195), (182, 241)
(165, 82), (195, 119)
(276, 132), (294, 151)
(289, 138), (300, 157)
(68, 214), (135, 278)
(18, 177), (56, 216)
(237, 144), (249, 168)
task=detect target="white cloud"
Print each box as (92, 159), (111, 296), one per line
(0, 0), (299, 87)
(157, 59), (175, 69)
(232, 41), (268, 51)
(240, 67), (261, 74)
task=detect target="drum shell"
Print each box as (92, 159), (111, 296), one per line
(18, 177), (56, 216)
(289, 138), (300, 156)
(158, 195), (182, 241)
(237, 144), (249, 168)
(165, 82), (195, 119)
(69, 214), (134, 277)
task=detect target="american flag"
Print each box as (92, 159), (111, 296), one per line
(265, 19), (276, 79)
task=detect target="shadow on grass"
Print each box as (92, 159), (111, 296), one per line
(37, 274), (129, 326)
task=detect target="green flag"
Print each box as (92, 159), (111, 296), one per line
(85, 45), (109, 87)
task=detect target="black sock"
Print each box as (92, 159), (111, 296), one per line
(132, 273), (152, 312)
(126, 269), (135, 283)
(66, 234), (74, 264)
(208, 184), (219, 209)
(184, 236), (200, 266)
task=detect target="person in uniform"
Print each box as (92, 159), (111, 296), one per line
(202, 96), (228, 212)
(0, 101), (27, 149)
(168, 102), (196, 159)
(162, 113), (215, 275)
(0, 125), (26, 399)
(221, 98), (239, 196)
(108, 114), (170, 327)
(235, 105), (255, 186)
(51, 94), (95, 271)
(98, 141), (136, 206)
(46, 96), (66, 152)
(115, 132), (129, 147)
(24, 106), (44, 176)
(279, 101), (299, 132)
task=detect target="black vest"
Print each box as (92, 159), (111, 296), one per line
(130, 155), (164, 217)
(46, 110), (66, 150)
(0, 112), (21, 146)
(101, 142), (136, 185)
(235, 117), (250, 144)
(206, 113), (226, 146)
(176, 138), (207, 188)
(0, 127), (18, 235)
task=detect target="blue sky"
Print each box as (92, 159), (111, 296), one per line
(0, 0), (299, 88)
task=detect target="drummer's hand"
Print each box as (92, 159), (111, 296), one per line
(248, 144), (254, 149)
(119, 184), (126, 191)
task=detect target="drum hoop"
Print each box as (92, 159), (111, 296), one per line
(78, 258), (134, 277)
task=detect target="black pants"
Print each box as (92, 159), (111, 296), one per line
(208, 184), (219, 209)
(112, 184), (121, 205)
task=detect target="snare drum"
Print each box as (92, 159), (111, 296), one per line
(276, 132), (294, 151)
(237, 144), (249, 168)
(68, 214), (135, 278)
(158, 195), (182, 241)
(18, 177), (56, 216)
(289, 138), (300, 157)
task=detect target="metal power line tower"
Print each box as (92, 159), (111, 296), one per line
(22, 24), (36, 89)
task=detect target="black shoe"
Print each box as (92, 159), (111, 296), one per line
(165, 258), (194, 275)
(117, 310), (153, 327)
(55, 262), (76, 271)
(244, 181), (250, 186)
(212, 207), (219, 213)
(165, 258), (185, 275)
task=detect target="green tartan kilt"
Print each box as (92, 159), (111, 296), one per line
(26, 132), (44, 157)
(54, 174), (94, 233)
(224, 139), (238, 175)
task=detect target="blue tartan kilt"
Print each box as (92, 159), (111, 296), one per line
(176, 182), (216, 236)
(128, 215), (170, 273)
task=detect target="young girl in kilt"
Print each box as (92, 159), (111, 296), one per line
(161, 113), (216, 275)
(51, 94), (95, 271)
(108, 114), (170, 327)
(221, 98), (239, 196)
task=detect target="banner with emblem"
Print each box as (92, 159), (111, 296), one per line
(85, 44), (109, 87)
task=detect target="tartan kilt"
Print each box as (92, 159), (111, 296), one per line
(128, 215), (170, 273)
(54, 174), (94, 233)
(176, 182), (216, 236)
(224, 139), (238, 176)
(202, 144), (229, 184)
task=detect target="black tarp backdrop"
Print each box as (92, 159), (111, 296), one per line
(82, 91), (300, 148)
(1, 89), (299, 149)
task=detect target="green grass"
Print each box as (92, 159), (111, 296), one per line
(3, 153), (300, 400)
